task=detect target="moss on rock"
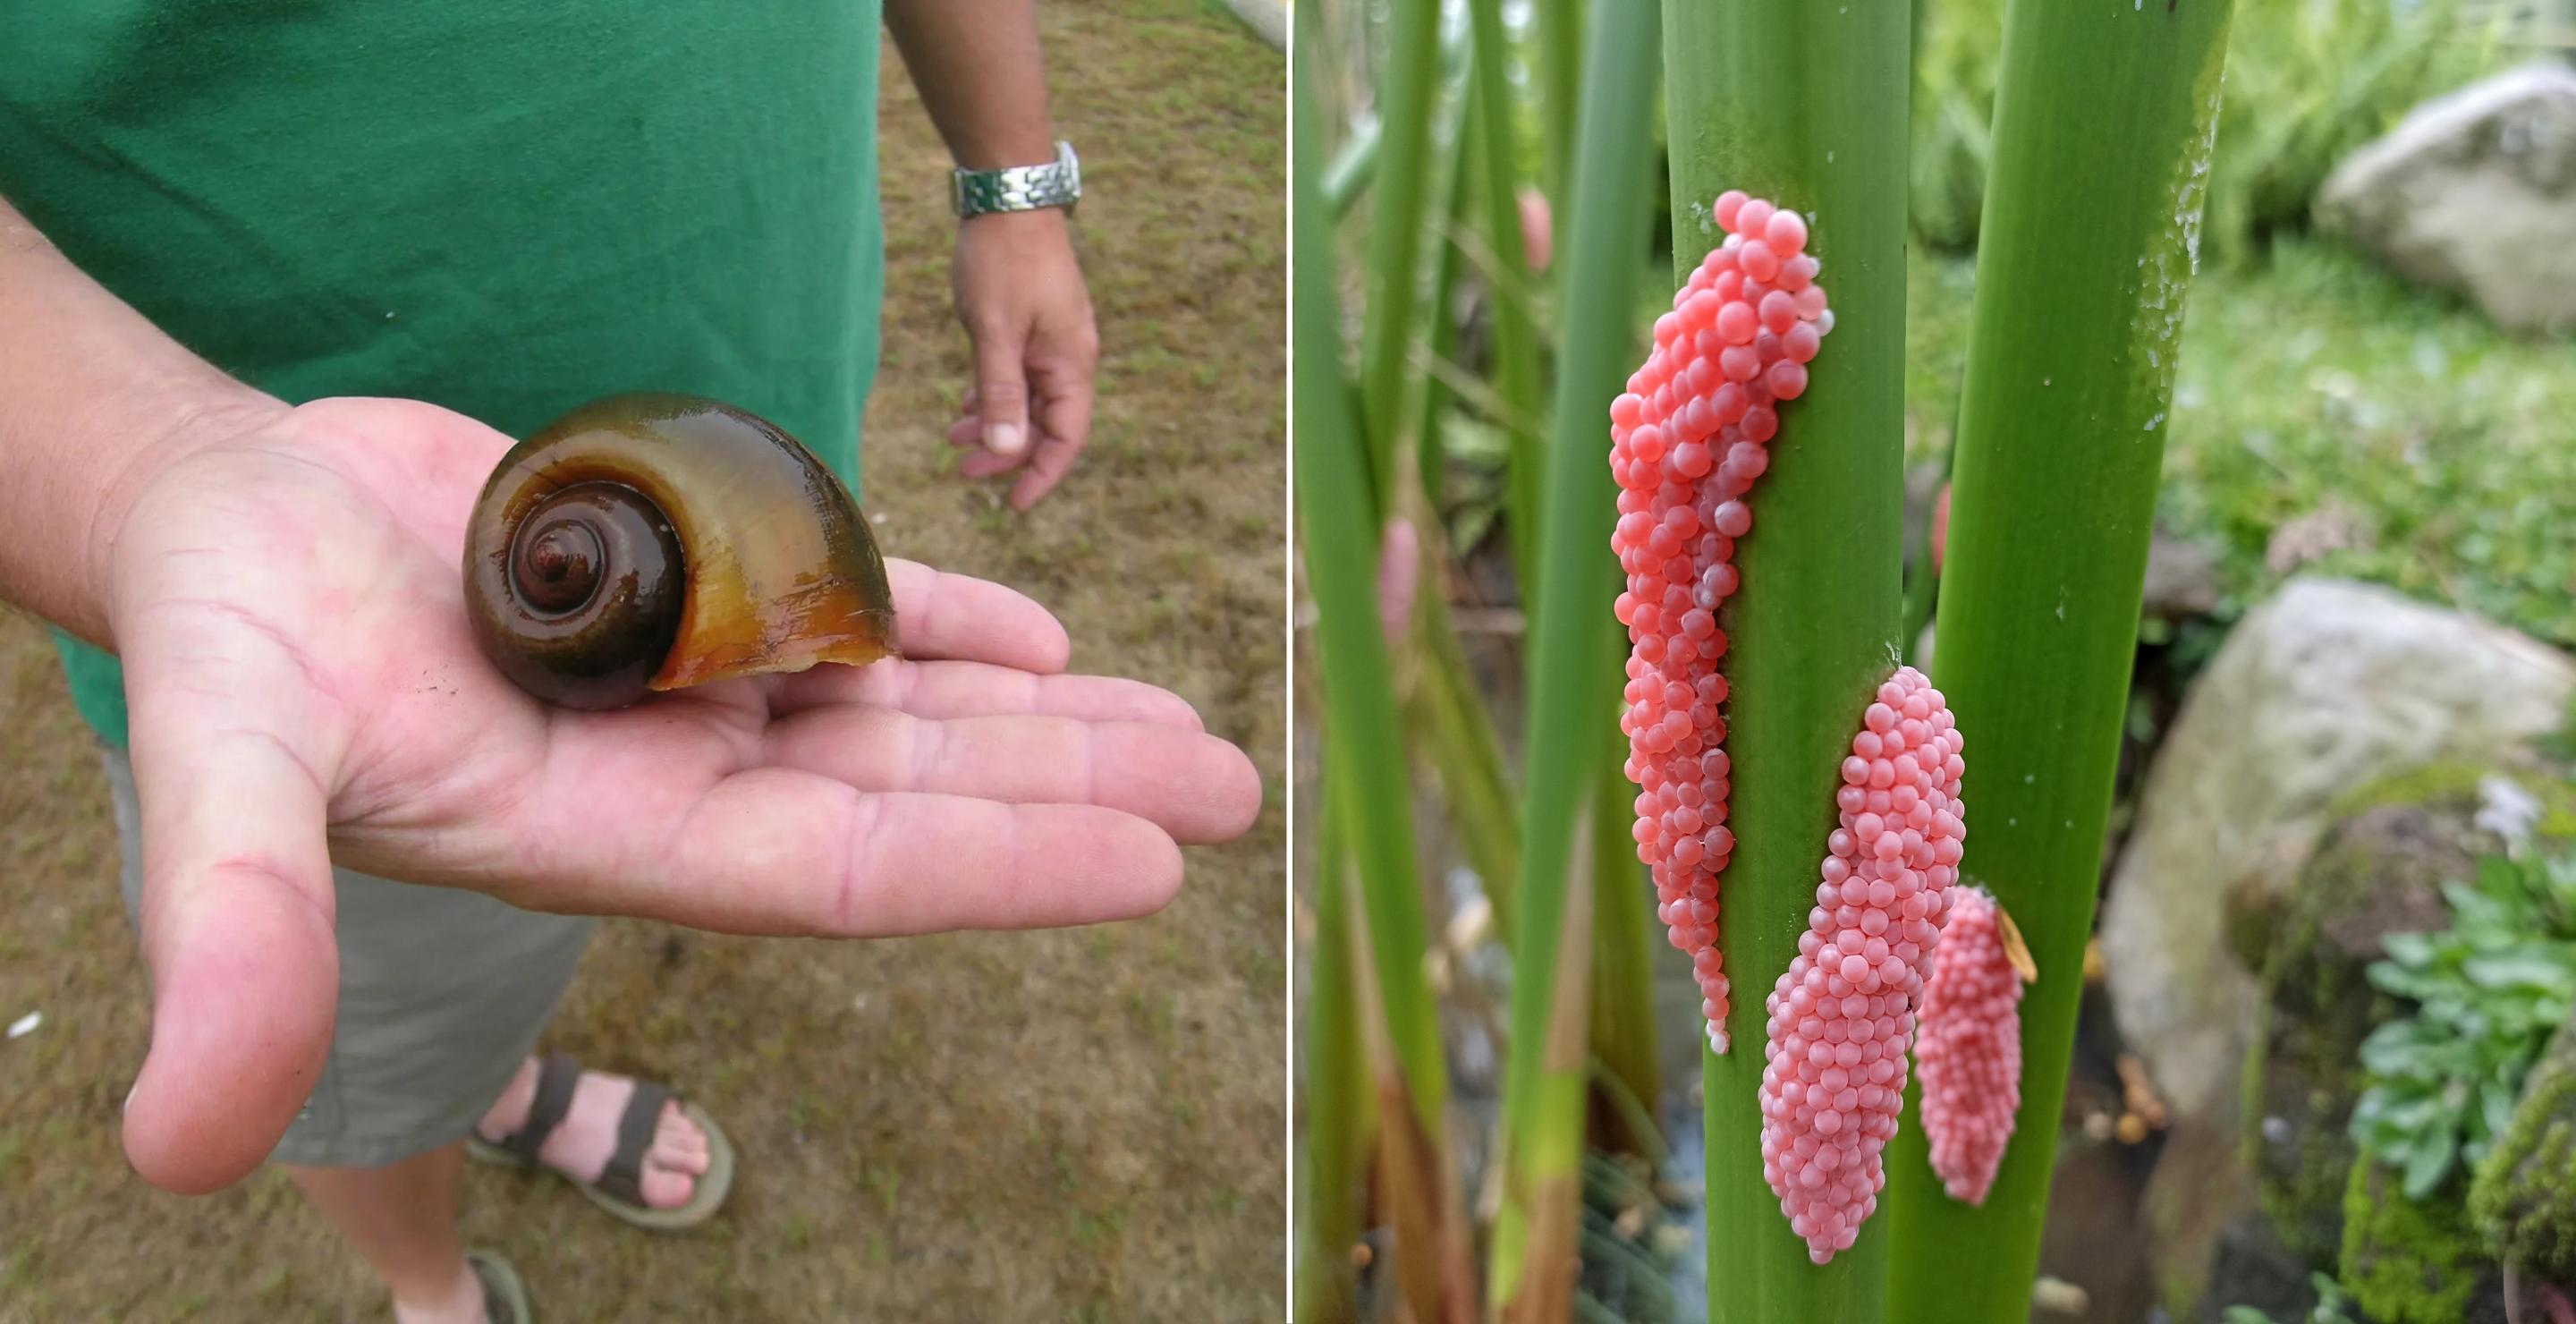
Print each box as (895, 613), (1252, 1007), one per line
(2341, 1157), (2504, 1324)
(2244, 785), (2488, 1267)
(2470, 1009), (2576, 1284)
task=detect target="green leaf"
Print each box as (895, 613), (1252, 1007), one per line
(2401, 1127), (2457, 1200)
(2440, 880), (2512, 937)
(2462, 950), (2576, 994)
(2477, 853), (2523, 905)
(2377, 932), (2435, 967)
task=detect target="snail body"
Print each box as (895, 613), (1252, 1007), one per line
(464, 393), (897, 709)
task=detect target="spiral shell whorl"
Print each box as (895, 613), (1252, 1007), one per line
(465, 393), (897, 710)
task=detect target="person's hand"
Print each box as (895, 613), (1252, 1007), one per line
(944, 208), (1097, 510)
(101, 395), (1258, 1194)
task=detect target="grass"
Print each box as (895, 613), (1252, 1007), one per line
(1904, 233), (2576, 652)
(1908, 0), (2512, 256)
(0, 0), (1284, 1318)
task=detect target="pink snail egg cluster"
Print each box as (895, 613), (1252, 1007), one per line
(1916, 887), (2023, 1207)
(1607, 190), (1833, 1055)
(1758, 666), (1966, 1264)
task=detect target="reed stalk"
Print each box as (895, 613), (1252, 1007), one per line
(1298, 42), (1479, 1321)
(1295, 786), (1373, 1323)
(1358, 0), (1448, 502)
(1884, 0), (2237, 1317)
(1463, 0), (1549, 598)
(1661, 0), (1914, 1318)
(1486, 0), (1665, 1314)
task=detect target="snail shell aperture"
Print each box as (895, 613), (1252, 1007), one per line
(464, 393), (898, 709)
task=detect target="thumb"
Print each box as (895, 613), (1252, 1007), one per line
(971, 329), (1032, 461)
(118, 631), (341, 1193)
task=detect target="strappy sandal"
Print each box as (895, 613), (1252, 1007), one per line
(466, 1053), (735, 1231)
(466, 1249), (533, 1324)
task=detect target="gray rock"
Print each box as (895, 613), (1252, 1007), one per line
(2101, 578), (2576, 1130)
(2143, 530), (2222, 620)
(2318, 64), (2576, 334)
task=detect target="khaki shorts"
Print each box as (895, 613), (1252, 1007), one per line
(102, 743), (593, 1168)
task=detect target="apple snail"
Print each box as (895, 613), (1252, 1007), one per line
(463, 393), (899, 709)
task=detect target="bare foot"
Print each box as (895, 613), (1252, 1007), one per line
(476, 1058), (711, 1209)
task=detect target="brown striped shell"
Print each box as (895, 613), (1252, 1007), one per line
(463, 393), (897, 709)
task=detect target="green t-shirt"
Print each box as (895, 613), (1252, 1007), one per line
(0, 3), (889, 747)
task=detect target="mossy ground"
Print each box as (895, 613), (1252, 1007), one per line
(1907, 235), (2576, 651)
(0, 2), (1284, 1320)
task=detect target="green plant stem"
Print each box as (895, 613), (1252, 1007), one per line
(1487, 0), (1663, 1314)
(1358, 0), (1446, 503)
(1325, 116), (1382, 219)
(1533, 0), (1585, 213)
(1416, 106), (1473, 516)
(1898, 446), (1953, 666)
(1396, 21), (1526, 950)
(1590, 713), (1665, 1158)
(1882, 0), (2238, 1316)
(1462, 0), (1549, 600)
(1662, 0), (1913, 1318)
(1408, 586), (1524, 943)
(1298, 40), (1474, 1321)
(1294, 785), (1372, 1324)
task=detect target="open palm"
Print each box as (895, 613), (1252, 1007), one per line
(104, 396), (1260, 1194)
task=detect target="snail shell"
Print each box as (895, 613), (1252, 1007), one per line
(464, 393), (898, 709)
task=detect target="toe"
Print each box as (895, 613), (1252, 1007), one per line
(659, 1103), (708, 1153)
(640, 1162), (698, 1209)
(651, 1103), (713, 1177)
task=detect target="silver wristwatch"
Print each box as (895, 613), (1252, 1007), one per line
(951, 141), (1081, 218)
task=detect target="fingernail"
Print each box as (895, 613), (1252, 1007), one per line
(988, 422), (1025, 457)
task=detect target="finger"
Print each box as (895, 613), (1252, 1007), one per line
(1007, 335), (1095, 511)
(1035, 355), (1096, 460)
(511, 765), (1184, 936)
(958, 450), (1021, 480)
(946, 415), (987, 449)
(771, 657), (1206, 731)
(761, 709), (1260, 844)
(1009, 432), (1085, 512)
(117, 611), (343, 1193)
(970, 325), (1032, 461)
(880, 559), (1070, 673)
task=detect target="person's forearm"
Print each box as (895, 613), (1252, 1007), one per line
(0, 196), (281, 648)
(884, 0), (1059, 171)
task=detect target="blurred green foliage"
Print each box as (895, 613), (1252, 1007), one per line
(2348, 847), (2576, 1198)
(2221, 1271), (2362, 1324)
(1903, 235), (2576, 649)
(1911, 0), (2513, 256)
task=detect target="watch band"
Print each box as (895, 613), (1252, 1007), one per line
(952, 141), (1081, 218)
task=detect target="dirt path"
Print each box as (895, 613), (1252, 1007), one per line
(0, 2), (1284, 1319)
